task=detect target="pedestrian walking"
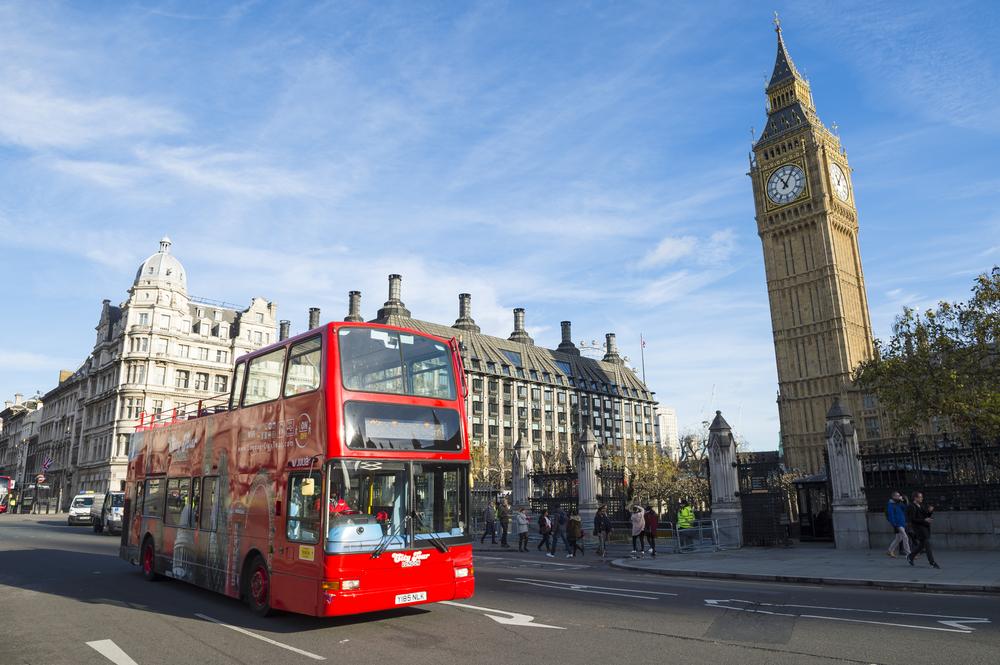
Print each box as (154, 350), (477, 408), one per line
(593, 505), (612, 558)
(643, 506), (658, 557)
(906, 491), (940, 569)
(513, 506), (530, 552)
(537, 509), (553, 553)
(567, 514), (585, 557)
(481, 502), (497, 544)
(549, 507), (570, 556)
(630, 505), (645, 554)
(884, 491), (910, 559)
(9, 493), (17, 514)
(498, 499), (511, 548)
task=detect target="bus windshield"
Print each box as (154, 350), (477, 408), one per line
(338, 327), (456, 400)
(325, 460), (468, 554)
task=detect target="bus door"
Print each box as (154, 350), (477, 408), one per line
(270, 470), (325, 615)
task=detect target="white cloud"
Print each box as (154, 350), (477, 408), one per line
(638, 228), (737, 269)
(638, 235), (698, 268)
(0, 87), (185, 150)
(135, 146), (318, 199)
(46, 158), (149, 188)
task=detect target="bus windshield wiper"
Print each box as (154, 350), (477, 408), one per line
(370, 519), (406, 559)
(411, 511), (449, 553)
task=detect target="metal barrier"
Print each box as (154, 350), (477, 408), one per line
(712, 515), (742, 550)
(675, 518), (719, 553)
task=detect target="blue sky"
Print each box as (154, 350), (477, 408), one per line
(1, 1), (998, 450)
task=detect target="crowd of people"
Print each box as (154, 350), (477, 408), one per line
(480, 498), (677, 558)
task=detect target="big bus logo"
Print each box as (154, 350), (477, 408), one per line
(392, 551), (431, 568)
(296, 414), (312, 447)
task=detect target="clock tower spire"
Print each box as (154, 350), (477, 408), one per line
(749, 20), (878, 473)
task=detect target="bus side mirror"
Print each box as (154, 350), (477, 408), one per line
(300, 478), (315, 497)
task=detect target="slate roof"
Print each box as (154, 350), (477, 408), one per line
(767, 28), (802, 90)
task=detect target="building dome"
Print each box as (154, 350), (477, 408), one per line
(133, 236), (187, 291)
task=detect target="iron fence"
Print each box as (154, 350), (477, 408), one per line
(860, 432), (1000, 512)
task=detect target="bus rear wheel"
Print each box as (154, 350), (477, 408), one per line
(141, 538), (161, 581)
(245, 555), (273, 617)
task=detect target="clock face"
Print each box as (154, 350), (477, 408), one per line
(829, 162), (850, 201)
(766, 164), (806, 205)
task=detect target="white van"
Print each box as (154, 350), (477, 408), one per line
(92, 490), (125, 534)
(67, 491), (98, 526)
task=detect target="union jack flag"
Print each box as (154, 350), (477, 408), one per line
(41, 456), (53, 471)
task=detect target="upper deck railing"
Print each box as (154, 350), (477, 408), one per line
(134, 392), (231, 432)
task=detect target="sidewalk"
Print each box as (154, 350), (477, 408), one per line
(474, 534), (640, 558)
(610, 545), (1000, 593)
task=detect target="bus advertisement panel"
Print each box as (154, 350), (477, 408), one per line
(121, 322), (473, 617)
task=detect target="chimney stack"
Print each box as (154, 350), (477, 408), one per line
(557, 321), (581, 356)
(602, 333), (623, 364)
(14, 393), (23, 405)
(308, 307), (321, 329)
(279, 320), (291, 341)
(508, 308), (534, 345)
(345, 291), (364, 322)
(453, 293), (480, 333)
(376, 274), (411, 319)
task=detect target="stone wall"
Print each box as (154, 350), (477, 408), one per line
(867, 511), (1000, 550)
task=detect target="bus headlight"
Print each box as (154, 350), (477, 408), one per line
(454, 567), (471, 578)
(341, 579), (361, 590)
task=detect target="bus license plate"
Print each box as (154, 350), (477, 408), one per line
(394, 592), (427, 605)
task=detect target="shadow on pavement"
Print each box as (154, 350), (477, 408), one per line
(0, 542), (429, 635)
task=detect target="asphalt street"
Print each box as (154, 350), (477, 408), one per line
(1, 514), (997, 665)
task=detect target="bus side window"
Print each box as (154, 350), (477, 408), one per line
(286, 473), (320, 544)
(190, 477), (200, 528)
(200, 477), (219, 531)
(284, 336), (322, 397)
(165, 478), (192, 527)
(243, 347), (286, 407)
(230, 363), (246, 410)
(143, 478), (165, 519)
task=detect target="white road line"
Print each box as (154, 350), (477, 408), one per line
(194, 613), (326, 660)
(440, 601), (565, 629)
(475, 555), (589, 568)
(498, 577), (659, 600)
(703, 599), (990, 634)
(514, 578), (679, 596)
(86, 640), (139, 665)
(504, 577), (678, 599)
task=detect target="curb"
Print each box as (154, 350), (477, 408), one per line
(608, 559), (1000, 594)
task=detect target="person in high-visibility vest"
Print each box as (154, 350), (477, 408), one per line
(676, 500), (695, 529)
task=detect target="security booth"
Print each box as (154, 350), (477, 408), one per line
(794, 472), (833, 542)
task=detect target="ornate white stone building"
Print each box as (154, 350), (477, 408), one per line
(73, 237), (277, 494)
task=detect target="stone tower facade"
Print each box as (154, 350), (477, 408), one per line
(750, 21), (876, 473)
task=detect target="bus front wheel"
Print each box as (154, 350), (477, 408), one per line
(141, 538), (161, 581)
(244, 555), (273, 617)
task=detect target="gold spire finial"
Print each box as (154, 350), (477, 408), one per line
(773, 11), (781, 33)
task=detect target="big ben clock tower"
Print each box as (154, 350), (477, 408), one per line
(750, 18), (877, 473)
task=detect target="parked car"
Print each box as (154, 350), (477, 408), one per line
(92, 490), (125, 534)
(67, 492), (97, 526)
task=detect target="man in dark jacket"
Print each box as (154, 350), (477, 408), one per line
(549, 507), (569, 556)
(885, 491), (910, 558)
(497, 499), (511, 548)
(906, 492), (940, 568)
(593, 505), (612, 558)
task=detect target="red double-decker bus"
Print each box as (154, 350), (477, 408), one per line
(120, 321), (474, 617)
